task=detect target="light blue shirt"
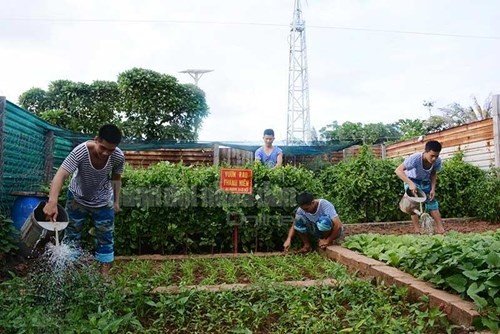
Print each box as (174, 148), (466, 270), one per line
(296, 199), (338, 223)
(255, 146), (282, 167)
(404, 152), (442, 182)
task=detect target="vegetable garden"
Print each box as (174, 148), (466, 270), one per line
(343, 231), (500, 332)
(0, 147), (498, 333)
(1, 253), (455, 333)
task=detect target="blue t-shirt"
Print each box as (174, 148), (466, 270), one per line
(296, 199), (338, 223)
(403, 152), (442, 183)
(255, 146), (283, 167)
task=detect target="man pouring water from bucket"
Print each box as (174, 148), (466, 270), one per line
(395, 140), (445, 234)
(43, 124), (125, 276)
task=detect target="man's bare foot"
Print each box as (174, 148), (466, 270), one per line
(294, 246), (313, 254)
(100, 263), (111, 277)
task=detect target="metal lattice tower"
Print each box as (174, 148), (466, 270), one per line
(286, 0), (311, 145)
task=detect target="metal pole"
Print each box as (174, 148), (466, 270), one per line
(213, 143), (219, 166)
(492, 94), (500, 168)
(233, 213), (238, 254)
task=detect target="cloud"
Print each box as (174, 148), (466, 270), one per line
(1, 0), (499, 143)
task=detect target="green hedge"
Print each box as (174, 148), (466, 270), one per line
(115, 162), (323, 255)
(43, 147), (498, 256)
(319, 146), (404, 223)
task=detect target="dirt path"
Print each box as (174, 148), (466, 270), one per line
(345, 218), (499, 236)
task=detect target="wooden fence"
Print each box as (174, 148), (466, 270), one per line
(123, 144), (385, 169)
(124, 148), (215, 168)
(123, 95), (500, 170)
(385, 118), (496, 169)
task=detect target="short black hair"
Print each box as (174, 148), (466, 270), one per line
(296, 192), (314, 206)
(263, 129), (275, 136)
(98, 124), (122, 145)
(425, 140), (442, 152)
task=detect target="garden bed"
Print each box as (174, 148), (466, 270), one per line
(341, 231), (500, 333)
(111, 253), (348, 287)
(345, 219), (498, 235)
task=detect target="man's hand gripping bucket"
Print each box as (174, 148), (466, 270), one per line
(399, 188), (434, 234)
(20, 201), (69, 257)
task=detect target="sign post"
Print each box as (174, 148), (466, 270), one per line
(219, 168), (253, 253)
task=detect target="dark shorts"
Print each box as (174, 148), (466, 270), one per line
(405, 179), (439, 211)
(294, 215), (344, 241)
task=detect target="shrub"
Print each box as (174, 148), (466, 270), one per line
(0, 212), (19, 255)
(115, 162), (323, 254)
(438, 152), (487, 218)
(469, 168), (500, 223)
(319, 146), (403, 223)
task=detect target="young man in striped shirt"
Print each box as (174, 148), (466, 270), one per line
(395, 140), (446, 234)
(43, 124), (125, 276)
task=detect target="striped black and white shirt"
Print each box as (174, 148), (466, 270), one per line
(61, 141), (125, 207)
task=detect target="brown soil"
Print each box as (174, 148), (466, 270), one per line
(344, 218), (499, 236)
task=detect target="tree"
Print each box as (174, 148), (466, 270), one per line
(393, 119), (426, 140)
(18, 68), (209, 140)
(468, 95), (492, 121)
(118, 68), (209, 141)
(19, 80), (120, 133)
(18, 87), (49, 114)
(425, 95), (493, 133)
(319, 121), (400, 145)
(438, 102), (472, 127)
(424, 115), (449, 133)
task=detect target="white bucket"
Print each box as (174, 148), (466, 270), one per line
(399, 188), (426, 215)
(19, 202), (69, 257)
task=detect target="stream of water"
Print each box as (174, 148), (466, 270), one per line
(28, 240), (106, 314)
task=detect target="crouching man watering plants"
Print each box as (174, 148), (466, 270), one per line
(395, 140), (445, 234)
(283, 192), (344, 254)
(43, 124), (125, 276)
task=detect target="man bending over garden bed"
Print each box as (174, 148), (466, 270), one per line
(395, 140), (446, 234)
(283, 192), (344, 253)
(43, 124), (125, 276)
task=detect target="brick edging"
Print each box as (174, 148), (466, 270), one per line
(321, 246), (480, 328)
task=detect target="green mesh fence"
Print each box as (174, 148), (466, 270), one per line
(0, 99), (90, 211)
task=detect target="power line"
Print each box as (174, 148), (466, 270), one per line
(1, 17), (499, 40)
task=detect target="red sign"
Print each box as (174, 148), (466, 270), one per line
(220, 168), (253, 194)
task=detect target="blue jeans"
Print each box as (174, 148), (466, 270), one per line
(64, 191), (115, 263)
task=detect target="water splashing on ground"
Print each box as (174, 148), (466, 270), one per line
(27, 240), (109, 314)
(420, 213), (434, 234)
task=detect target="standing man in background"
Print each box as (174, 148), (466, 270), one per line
(255, 128), (283, 168)
(43, 124), (125, 276)
(395, 140), (446, 234)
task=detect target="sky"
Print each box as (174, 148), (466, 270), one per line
(0, 0), (499, 143)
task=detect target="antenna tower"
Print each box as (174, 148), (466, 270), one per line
(286, 0), (311, 145)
